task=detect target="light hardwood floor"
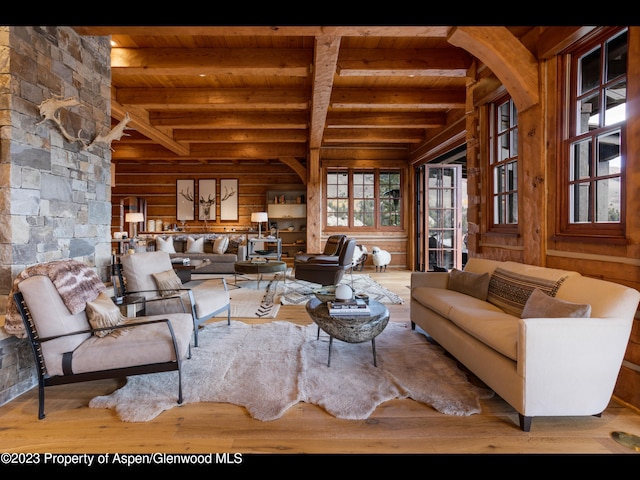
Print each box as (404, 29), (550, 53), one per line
(1, 270), (639, 456)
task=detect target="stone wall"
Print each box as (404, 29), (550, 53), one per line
(0, 26), (112, 406)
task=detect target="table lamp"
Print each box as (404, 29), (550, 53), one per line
(125, 212), (145, 239)
(251, 212), (268, 238)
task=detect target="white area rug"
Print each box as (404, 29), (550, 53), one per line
(89, 320), (493, 422)
(279, 272), (404, 305)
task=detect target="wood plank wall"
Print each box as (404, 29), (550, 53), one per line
(111, 161), (410, 269)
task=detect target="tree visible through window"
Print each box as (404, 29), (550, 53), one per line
(326, 168), (402, 228)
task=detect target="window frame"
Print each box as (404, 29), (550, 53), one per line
(488, 94), (519, 234)
(324, 167), (403, 231)
(556, 26), (627, 240)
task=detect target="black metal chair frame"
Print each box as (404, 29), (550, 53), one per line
(14, 292), (190, 420)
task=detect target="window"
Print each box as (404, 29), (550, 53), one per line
(326, 168), (402, 229)
(489, 96), (518, 230)
(560, 27), (627, 237)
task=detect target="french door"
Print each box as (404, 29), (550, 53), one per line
(415, 164), (463, 271)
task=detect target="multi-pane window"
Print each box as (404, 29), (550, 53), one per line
(326, 168), (402, 229)
(489, 96), (518, 228)
(562, 27), (627, 235)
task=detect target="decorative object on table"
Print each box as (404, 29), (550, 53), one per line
(313, 285), (337, 303)
(88, 320), (493, 422)
(198, 179), (216, 222)
(355, 293), (369, 304)
(334, 284), (353, 301)
(251, 212), (269, 238)
(371, 246), (391, 272)
(220, 178), (238, 220)
(327, 298), (370, 315)
(176, 179), (195, 221)
(125, 212), (144, 241)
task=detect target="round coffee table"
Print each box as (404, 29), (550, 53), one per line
(234, 260), (287, 288)
(305, 296), (390, 367)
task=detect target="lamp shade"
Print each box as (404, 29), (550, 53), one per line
(251, 212), (268, 223)
(125, 212), (144, 223)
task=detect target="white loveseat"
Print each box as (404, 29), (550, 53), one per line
(410, 258), (640, 431)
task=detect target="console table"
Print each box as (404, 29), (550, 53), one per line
(247, 237), (282, 261)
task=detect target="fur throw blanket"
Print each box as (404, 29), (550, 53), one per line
(4, 260), (106, 339)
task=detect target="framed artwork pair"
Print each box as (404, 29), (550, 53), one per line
(176, 178), (238, 221)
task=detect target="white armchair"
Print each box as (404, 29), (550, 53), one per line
(120, 251), (231, 347)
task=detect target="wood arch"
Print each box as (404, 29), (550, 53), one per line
(448, 26), (539, 112)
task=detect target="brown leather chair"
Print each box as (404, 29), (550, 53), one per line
(294, 234), (346, 266)
(294, 238), (357, 286)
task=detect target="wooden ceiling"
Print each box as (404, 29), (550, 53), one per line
(72, 26), (534, 167)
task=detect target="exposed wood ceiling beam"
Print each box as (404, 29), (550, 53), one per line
(73, 26), (452, 37)
(116, 88), (310, 110)
(337, 48), (471, 77)
(111, 95), (189, 156)
(331, 88), (466, 109)
(326, 112), (446, 128)
(111, 48), (312, 77)
(309, 35), (341, 149)
(148, 111), (309, 128)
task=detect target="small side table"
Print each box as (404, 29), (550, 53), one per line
(113, 294), (146, 317)
(305, 297), (390, 367)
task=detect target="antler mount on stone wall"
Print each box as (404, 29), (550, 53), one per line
(37, 94), (131, 151)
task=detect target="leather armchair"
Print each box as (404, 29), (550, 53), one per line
(294, 234), (346, 266)
(294, 238), (357, 286)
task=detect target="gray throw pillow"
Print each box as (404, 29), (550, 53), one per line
(521, 288), (591, 318)
(447, 268), (491, 301)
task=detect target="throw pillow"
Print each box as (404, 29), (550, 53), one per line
(227, 239), (240, 255)
(186, 236), (204, 253)
(156, 236), (176, 253)
(487, 267), (568, 317)
(213, 236), (229, 254)
(447, 268), (491, 301)
(152, 269), (183, 296)
(86, 291), (126, 337)
(521, 288), (591, 318)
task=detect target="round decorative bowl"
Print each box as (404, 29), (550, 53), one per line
(254, 249), (270, 255)
(313, 285), (337, 303)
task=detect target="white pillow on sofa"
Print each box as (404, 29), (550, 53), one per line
(213, 236), (229, 254)
(186, 236), (204, 253)
(156, 236), (176, 253)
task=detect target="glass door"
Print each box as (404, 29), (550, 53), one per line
(415, 164), (463, 271)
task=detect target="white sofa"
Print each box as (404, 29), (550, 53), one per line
(410, 258), (640, 431)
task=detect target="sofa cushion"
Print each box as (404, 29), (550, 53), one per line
(412, 287), (498, 320)
(213, 236), (229, 254)
(448, 268), (490, 301)
(86, 291), (126, 337)
(156, 236), (176, 253)
(521, 288), (591, 318)
(448, 305), (519, 361)
(186, 236), (205, 253)
(487, 267), (568, 317)
(152, 269), (184, 296)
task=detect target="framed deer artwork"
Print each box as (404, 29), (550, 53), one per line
(198, 179), (216, 221)
(220, 178), (238, 221)
(176, 179), (195, 221)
